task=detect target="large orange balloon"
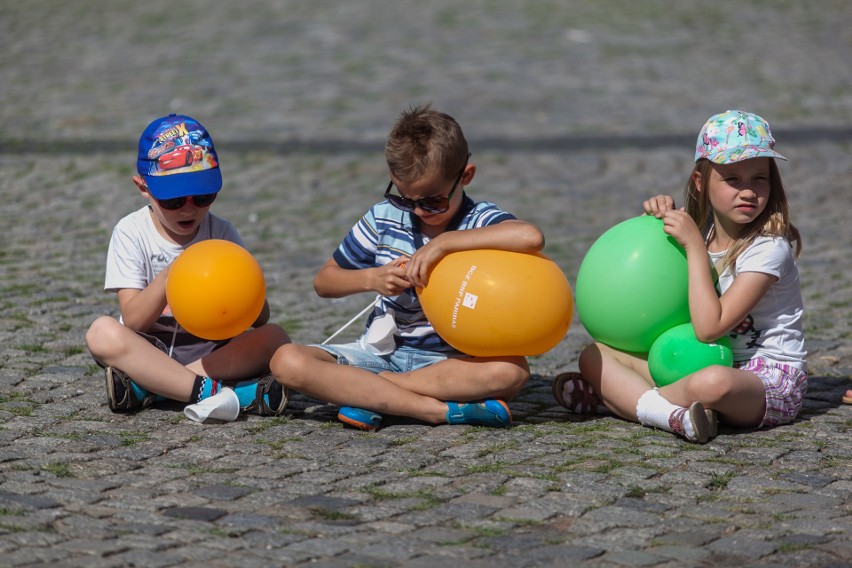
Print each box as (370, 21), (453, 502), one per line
(418, 250), (573, 357)
(166, 239), (266, 340)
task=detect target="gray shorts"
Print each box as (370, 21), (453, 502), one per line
(135, 330), (230, 366)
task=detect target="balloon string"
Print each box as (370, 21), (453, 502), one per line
(168, 324), (179, 358)
(322, 295), (380, 345)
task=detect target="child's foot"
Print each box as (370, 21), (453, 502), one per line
(669, 401), (715, 444)
(239, 374), (288, 416)
(551, 372), (610, 414)
(105, 367), (155, 412)
(338, 407), (382, 431)
(705, 408), (718, 439)
(446, 400), (512, 427)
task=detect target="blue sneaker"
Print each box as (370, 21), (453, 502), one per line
(446, 400), (512, 427)
(338, 407), (382, 431)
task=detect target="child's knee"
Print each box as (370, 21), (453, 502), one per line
(256, 323), (291, 351)
(493, 360), (530, 399)
(578, 343), (604, 379)
(687, 366), (737, 402)
(85, 316), (122, 357)
(270, 343), (308, 388)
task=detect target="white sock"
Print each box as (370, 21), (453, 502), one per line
(636, 389), (696, 440)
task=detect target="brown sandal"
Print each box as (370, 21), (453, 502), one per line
(551, 372), (608, 414)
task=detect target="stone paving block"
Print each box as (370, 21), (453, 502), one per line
(706, 534), (778, 560)
(161, 506), (228, 522)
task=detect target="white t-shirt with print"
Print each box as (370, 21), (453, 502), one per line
(104, 205), (243, 334)
(710, 235), (806, 370)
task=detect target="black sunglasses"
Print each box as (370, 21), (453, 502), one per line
(156, 193), (218, 210)
(384, 153), (471, 214)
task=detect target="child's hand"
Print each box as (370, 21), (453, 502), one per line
(643, 195), (676, 218)
(374, 256), (411, 296)
(404, 241), (446, 289)
(660, 209), (703, 251)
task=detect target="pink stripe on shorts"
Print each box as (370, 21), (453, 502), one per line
(734, 358), (808, 427)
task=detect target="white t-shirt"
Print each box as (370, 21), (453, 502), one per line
(104, 205), (243, 334)
(710, 235), (806, 370)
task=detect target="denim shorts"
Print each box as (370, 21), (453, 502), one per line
(312, 342), (452, 374)
(735, 358), (808, 427)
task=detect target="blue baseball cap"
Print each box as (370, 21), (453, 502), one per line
(136, 114), (223, 199)
(695, 110), (786, 164)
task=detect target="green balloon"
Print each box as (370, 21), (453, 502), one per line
(575, 215), (690, 353)
(648, 323), (733, 387)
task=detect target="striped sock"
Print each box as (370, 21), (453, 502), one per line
(190, 375), (223, 404)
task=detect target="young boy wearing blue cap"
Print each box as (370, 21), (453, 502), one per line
(270, 104), (545, 431)
(85, 114), (290, 414)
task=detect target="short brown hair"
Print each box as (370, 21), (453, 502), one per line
(385, 103), (469, 184)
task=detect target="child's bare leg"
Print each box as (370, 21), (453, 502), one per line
(85, 316), (196, 401)
(383, 356), (529, 402)
(580, 342), (717, 443)
(270, 344), (449, 423)
(579, 342), (653, 421)
(187, 324), (289, 381)
(660, 366), (766, 427)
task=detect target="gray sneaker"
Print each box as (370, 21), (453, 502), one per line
(240, 373), (288, 416)
(105, 367), (155, 412)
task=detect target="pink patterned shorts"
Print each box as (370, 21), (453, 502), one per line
(735, 358), (808, 427)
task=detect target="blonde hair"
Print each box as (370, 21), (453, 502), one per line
(684, 158), (802, 274)
(385, 103), (469, 184)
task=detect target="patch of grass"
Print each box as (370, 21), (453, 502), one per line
(118, 431), (151, 445)
(705, 471), (735, 491)
(246, 416), (292, 434)
(42, 462), (73, 478)
(465, 462), (509, 475)
(62, 345), (85, 357)
(778, 542), (812, 553)
(476, 440), (519, 457)
(592, 459), (625, 474)
(311, 508), (356, 521)
(364, 485), (443, 510)
(278, 317), (304, 334)
(0, 392), (31, 404)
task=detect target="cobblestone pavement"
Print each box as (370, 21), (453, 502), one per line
(1, 2), (851, 566)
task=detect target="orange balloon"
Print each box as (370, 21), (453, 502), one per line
(166, 239), (266, 340)
(418, 250), (573, 356)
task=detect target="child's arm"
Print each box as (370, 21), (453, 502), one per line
(116, 266), (171, 332)
(405, 220), (545, 288)
(314, 256), (411, 299)
(659, 209), (775, 342)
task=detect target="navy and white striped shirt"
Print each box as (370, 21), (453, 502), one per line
(332, 195), (516, 352)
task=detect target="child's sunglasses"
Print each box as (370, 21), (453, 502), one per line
(156, 193), (218, 210)
(384, 153), (470, 214)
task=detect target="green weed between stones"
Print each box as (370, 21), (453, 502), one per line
(42, 462), (73, 478)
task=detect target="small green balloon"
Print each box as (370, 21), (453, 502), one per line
(575, 215), (690, 353)
(648, 323), (733, 387)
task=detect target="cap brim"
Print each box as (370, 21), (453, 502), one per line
(143, 167), (222, 199)
(706, 147), (787, 164)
